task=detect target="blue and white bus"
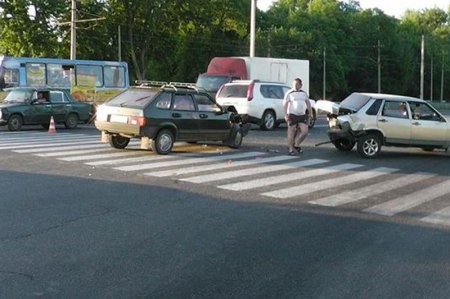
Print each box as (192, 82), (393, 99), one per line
(0, 55), (129, 102)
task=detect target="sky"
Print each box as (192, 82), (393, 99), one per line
(257, 0), (450, 18)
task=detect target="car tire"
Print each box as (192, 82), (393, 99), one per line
(308, 109), (317, 129)
(260, 110), (276, 131)
(227, 128), (243, 149)
(357, 134), (381, 158)
(65, 113), (79, 129)
(108, 135), (130, 149)
(151, 129), (174, 155)
(7, 114), (23, 131)
(421, 147), (435, 152)
(332, 139), (355, 151)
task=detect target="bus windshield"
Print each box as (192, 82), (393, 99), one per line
(0, 55), (129, 103)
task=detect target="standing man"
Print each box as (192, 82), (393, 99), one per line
(283, 78), (312, 155)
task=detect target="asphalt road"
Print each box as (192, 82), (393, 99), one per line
(1, 116), (450, 298)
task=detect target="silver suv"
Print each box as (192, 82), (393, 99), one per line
(317, 92), (450, 158)
(216, 80), (316, 130)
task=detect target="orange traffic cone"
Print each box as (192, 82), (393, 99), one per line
(48, 116), (56, 133)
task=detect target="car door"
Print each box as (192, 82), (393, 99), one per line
(29, 91), (52, 124)
(193, 93), (229, 140)
(49, 90), (70, 122)
(377, 100), (411, 144)
(408, 102), (448, 146)
(172, 94), (198, 140)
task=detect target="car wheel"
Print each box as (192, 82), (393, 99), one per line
(357, 134), (381, 158)
(308, 109), (317, 129)
(228, 129), (243, 149)
(421, 147), (435, 152)
(332, 139), (355, 151)
(260, 110), (275, 131)
(7, 114), (23, 131)
(108, 135), (130, 149)
(151, 129), (174, 155)
(65, 113), (79, 129)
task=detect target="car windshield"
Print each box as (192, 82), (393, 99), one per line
(217, 84), (248, 98)
(197, 75), (232, 93)
(2, 89), (33, 103)
(106, 89), (157, 107)
(340, 93), (372, 112)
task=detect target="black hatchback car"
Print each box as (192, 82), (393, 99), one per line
(0, 87), (92, 131)
(95, 82), (249, 154)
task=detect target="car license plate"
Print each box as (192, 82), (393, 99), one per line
(110, 115), (128, 123)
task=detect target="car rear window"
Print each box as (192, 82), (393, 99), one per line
(217, 84), (248, 98)
(106, 89), (157, 107)
(340, 93), (372, 112)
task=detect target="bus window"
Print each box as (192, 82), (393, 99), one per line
(76, 65), (103, 87)
(104, 66), (125, 87)
(26, 63), (46, 86)
(47, 64), (72, 87)
(3, 68), (19, 87)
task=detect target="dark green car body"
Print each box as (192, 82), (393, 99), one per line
(95, 85), (248, 154)
(0, 87), (92, 131)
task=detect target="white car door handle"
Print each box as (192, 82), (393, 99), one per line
(412, 122), (421, 126)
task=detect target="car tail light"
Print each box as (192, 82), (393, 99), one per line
(128, 116), (147, 126)
(247, 81), (254, 101)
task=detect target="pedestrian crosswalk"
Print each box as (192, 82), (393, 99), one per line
(1, 131), (450, 227)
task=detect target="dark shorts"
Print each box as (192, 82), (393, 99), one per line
(287, 113), (308, 126)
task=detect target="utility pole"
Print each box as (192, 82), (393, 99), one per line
(118, 25), (122, 62)
(420, 35), (425, 99)
(441, 50), (445, 102)
(323, 47), (326, 100)
(377, 40), (381, 93)
(250, 0), (256, 57)
(430, 55), (433, 101)
(70, 0), (76, 60)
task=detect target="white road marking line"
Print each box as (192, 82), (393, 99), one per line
(37, 148), (115, 157)
(86, 154), (174, 166)
(364, 180), (450, 216)
(58, 151), (146, 161)
(0, 137), (99, 147)
(190, 158), (329, 185)
(0, 139), (100, 150)
(85, 152), (204, 166)
(263, 167), (396, 199)
(421, 207), (450, 226)
(14, 143), (108, 153)
(114, 151), (265, 172)
(309, 172), (431, 207)
(145, 155), (296, 177)
(0, 134), (98, 143)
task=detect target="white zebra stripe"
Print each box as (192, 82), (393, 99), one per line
(146, 155), (296, 177)
(309, 172), (431, 207)
(15, 143), (108, 153)
(0, 139), (100, 150)
(215, 162), (362, 190)
(59, 151), (146, 161)
(421, 207), (450, 226)
(263, 167), (397, 199)
(364, 180), (450, 216)
(114, 151), (266, 172)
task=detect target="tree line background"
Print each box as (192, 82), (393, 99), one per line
(1, 0), (449, 101)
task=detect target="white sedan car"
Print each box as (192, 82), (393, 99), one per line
(316, 92), (450, 158)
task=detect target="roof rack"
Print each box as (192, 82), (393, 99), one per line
(135, 80), (198, 91)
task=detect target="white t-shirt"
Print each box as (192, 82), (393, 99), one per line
(283, 89), (309, 115)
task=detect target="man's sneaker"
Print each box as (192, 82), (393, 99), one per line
(295, 146), (303, 153)
(288, 151), (296, 156)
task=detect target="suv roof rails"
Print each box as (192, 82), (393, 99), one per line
(135, 80), (198, 92)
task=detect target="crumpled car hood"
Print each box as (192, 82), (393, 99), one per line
(315, 100), (340, 115)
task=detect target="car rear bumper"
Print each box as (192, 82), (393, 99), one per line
(95, 120), (140, 136)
